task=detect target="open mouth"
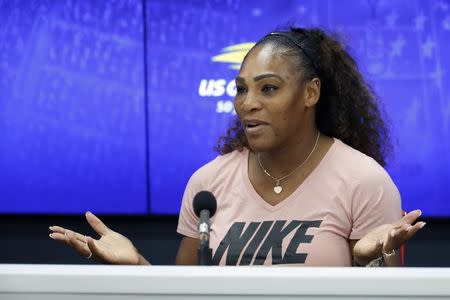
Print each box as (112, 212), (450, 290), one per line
(244, 120), (267, 133)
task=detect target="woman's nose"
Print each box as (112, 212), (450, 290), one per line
(238, 92), (262, 113)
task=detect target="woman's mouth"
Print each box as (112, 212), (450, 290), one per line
(244, 120), (268, 134)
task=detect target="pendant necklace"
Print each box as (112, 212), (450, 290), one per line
(257, 131), (320, 194)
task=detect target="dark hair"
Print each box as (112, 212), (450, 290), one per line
(215, 27), (392, 166)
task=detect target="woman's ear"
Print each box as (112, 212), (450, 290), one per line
(304, 78), (321, 107)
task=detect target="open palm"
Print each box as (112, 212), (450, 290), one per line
(353, 210), (425, 265)
(50, 212), (140, 265)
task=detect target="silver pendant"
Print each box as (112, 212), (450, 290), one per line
(274, 180), (282, 194)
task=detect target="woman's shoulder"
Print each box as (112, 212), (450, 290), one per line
(328, 139), (401, 223)
(188, 148), (248, 187)
(330, 138), (394, 186)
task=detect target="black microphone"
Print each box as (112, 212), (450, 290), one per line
(193, 191), (217, 265)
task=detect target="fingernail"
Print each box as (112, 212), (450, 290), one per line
(391, 229), (396, 237)
(49, 226), (53, 230)
(420, 222), (426, 229)
(49, 233), (54, 239)
(416, 209), (422, 216)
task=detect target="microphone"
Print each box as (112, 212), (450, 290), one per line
(193, 191), (217, 265)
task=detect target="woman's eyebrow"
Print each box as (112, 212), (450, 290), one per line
(254, 73), (283, 82)
(235, 73), (283, 83)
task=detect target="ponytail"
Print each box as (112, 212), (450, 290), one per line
(308, 29), (391, 166)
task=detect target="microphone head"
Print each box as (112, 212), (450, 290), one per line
(193, 191), (217, 218)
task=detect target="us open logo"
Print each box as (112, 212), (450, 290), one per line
(198, 43), (255, 114)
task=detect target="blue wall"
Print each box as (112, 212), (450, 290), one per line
(1, 0), (449, 216)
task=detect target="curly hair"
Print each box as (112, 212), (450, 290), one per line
(214, 27), (392, 166)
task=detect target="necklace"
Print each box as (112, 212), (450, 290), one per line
(257, 131), (320, 194)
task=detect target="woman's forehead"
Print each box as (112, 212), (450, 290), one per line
(239, 43), (297, 79)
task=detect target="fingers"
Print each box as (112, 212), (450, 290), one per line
(48, 213), (111, 261)
(49, 232), (72, 246)
(49, 226), (92, 258)
(383, 223), (408, 252)
(85, 211), (111, 237)
(394, 209), (422, 227)
(384, 220), (426, 252)
(403, 221), (426, 241)
(49, 225), (67, 234)
(67, 230), (88, 243)
(388, 209), (425, 249)
(49, 227), (87, 243)
(65, 231), (92, 257)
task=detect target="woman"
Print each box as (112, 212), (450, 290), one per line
(50, 27), (425, 266)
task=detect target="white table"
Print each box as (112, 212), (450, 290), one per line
(1, 264), (450, 299)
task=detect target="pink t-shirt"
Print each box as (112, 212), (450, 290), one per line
(177, 139), (402, 266)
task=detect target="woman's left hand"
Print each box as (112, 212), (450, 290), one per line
(352, 209), (425, 266)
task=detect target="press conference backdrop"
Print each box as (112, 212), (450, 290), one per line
(1, 0), (449, 216)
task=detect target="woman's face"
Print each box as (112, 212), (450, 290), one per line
(234, 43), (315, 153)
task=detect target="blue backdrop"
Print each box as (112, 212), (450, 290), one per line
(1, 0), (449, 216)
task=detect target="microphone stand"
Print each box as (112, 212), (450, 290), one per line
(198, 211), (212, 265)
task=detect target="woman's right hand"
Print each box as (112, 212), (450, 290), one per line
(49, 211), (146, 265)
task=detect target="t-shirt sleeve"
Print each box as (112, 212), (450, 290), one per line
(349, 167), (402, 240)
(177, 167), (208, 239)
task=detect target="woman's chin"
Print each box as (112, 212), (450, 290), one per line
(247, 140), (274, 153)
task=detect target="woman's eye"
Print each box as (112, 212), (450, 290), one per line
(236, 86), (247, 94)
(262, 85), (278, 93)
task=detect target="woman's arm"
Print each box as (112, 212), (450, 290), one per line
(350, 239), (402, 266)
(175, 236), (199, 265)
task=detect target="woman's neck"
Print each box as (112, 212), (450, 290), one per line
(257, 129), (320, 178)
